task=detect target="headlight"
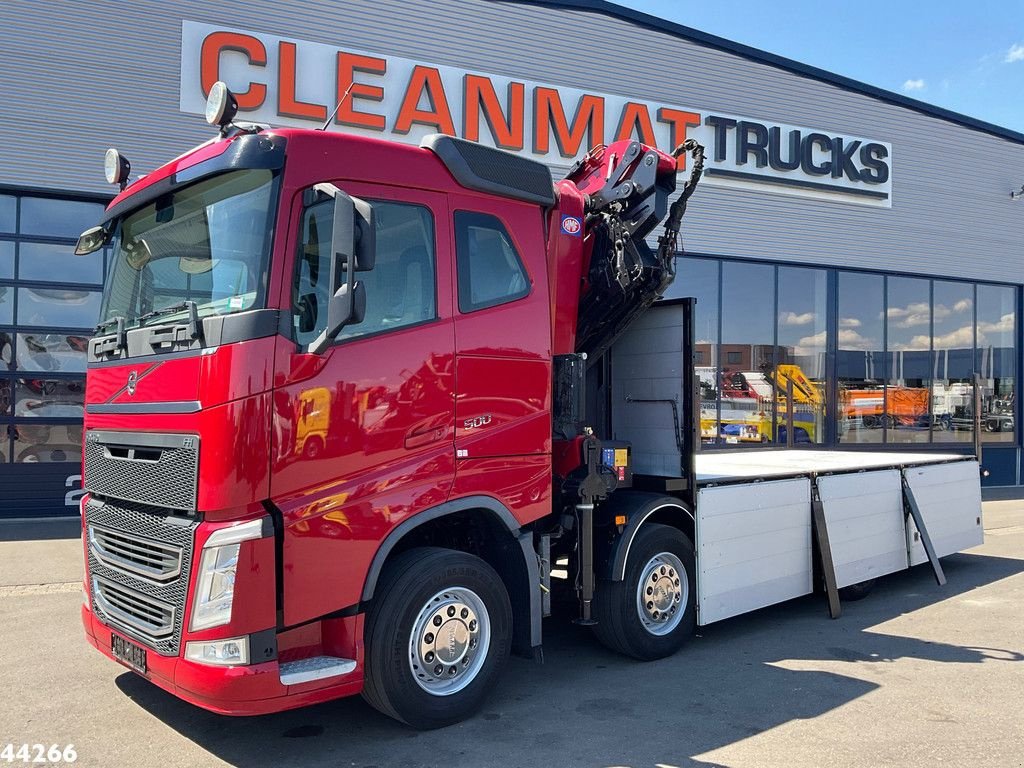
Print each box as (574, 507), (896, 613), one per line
(185, 637), (249, 666)
(189, 519), (265, 631)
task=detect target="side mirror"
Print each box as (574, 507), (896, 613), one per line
(330, 192), (376, 274)
(309, 281), (366, 355)
(75, 225), (108, 255)
(306, 184), (375, 354)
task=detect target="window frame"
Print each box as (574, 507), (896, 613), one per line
(453, 210), (531, 314)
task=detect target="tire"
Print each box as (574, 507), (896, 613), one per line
(362, 547), (512, 729)
(302, 435), (324, 459)
(592, 523), (697, 661)
(838, 578), (876, 601)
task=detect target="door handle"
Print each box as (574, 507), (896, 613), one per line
(404, 425), (449, 449)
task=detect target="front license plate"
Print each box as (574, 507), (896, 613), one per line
(111, 633), (147, 674)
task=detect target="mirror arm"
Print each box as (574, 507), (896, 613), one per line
(308, 328), (330, 356)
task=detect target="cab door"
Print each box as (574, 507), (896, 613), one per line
(447, 194), (552, 526)
(271, 182), (455, 626)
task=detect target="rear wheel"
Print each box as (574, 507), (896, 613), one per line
(592, 524), (697, 660)
(838, 578), (876, 601)
(362, 547), (511, 729)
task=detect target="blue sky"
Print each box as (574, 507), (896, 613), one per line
(614, 0), (1024, 132)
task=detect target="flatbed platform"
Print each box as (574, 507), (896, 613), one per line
(695, 449), (968, 484)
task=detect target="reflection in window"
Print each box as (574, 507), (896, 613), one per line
(292, 198), (436, 347)
(777, 267), (826, 444)
(454, 212), (529, 312)
(15, 334), (88, 372)
(1, 378), (10, 416)
(837, 272), (884, 444)
(16, 287), (101, 329)
(668, 257), (719, 445)
(13, 423), (82, 463)
(1, 332), (10, 369)
(0, 240), (13, 279)
(14, 378), (85, 418)
(344, 202), (436, 339)
(718, 261), (774, 445)
(0, 195), (15, 234)
(0, 285), (12, 325)
(19, 242), (103, 284)
(19, 198), (105, 238)
(978, 284), (1016, 443)
(932, 281), (975, 443)
(886, 277), (931, 443)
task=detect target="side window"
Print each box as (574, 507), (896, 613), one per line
(454, 211), (530, 313)
(292, 194), (436, 347)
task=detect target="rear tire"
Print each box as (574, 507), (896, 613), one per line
(838, 578), (876, 601)
(592, 524), (697, 660)
(362, 547), (512, 729)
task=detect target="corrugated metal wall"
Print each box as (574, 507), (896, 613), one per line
(3, 0), (1023, 283)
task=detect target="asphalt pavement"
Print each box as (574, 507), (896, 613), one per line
(1, 498), (1022, 768)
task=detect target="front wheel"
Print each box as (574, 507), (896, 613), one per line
(592, 523), (697, 660)
(362, 548), (511, 729)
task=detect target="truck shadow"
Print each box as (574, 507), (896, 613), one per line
(114, 551), (1024, 768)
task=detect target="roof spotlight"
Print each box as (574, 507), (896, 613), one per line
(205, 81), (239, 133)
(104, 148), (131, 190)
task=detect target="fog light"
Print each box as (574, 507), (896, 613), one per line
(185, 637), (250, 667)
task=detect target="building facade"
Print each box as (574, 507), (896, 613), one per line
(1, 0), (1021, 516)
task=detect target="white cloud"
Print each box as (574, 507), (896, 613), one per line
(926, 325), (974, 350)
(839, 317), (862, 328)
(1005, 44), (1024, 63)
(887, 301), (931, 328)
(780, 311), (815, 326)
(803, 328), (877, 352)
(902, 78), (926, 91)
(953, 298), (972, 313)
(906, 313), (1013, 350)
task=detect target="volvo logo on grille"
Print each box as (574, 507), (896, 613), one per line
(126, 370), (139, 396)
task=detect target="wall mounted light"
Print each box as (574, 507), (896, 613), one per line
(1011, 184), (1024, 200)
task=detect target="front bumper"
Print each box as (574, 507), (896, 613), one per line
(82, 606), (364, 716)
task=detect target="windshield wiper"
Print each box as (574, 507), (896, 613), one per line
(138, 300), (203, 342)
(93, 316), (127, 356)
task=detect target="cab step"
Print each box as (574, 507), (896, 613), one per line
(279, 656), (357, 685)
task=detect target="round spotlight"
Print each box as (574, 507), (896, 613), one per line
(104, 148), (131, 187)
(205, 81), (239, 128)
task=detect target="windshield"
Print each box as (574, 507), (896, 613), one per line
(98, 169), (278, 330)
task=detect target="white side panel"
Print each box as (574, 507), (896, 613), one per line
(696, 478), (812, 625)
(816, 470), (908, 588)
(610, 305), (685, 476)
(905, 461), (985, 565)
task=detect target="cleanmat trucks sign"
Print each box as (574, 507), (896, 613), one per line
(180, 20), (893, 207)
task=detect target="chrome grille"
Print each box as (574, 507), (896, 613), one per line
(92, 576), (175, 640)
(89, 525), (182, 582)
(85, 498), (198, 656)
(84, 430), (199, 511)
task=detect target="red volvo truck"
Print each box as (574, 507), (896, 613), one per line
(78, 83), (983, 729)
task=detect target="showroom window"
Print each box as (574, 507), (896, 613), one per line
(885, 276), (931, 444)
(836, 271), (885, 445)
(977, 284), (1016, 443)
(667, 256), (719, 443)
(668, 257), (1019, 450)
(777, 266), (827, 445)
(0, 192), (107, 465)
